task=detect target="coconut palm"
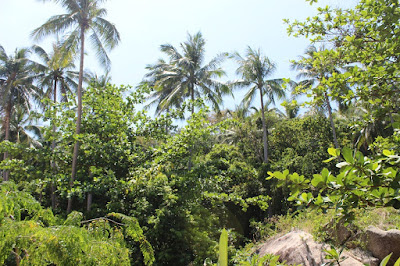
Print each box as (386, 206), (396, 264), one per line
(87, 70), (111, 87)
(291, 45), (349, 149)
(230, 47), (286, 163)
(32, 43), (78, 210)
(1, 105), (42, 148)
(282, 100), (300, 119)
(142, 58), (184, 115)
(0, 45), (41, 181)
(32, 0), (120, 213)
(32, 43), (78, 105)
(143, 32), (229, 115)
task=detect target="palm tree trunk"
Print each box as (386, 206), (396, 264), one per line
(51, 78), (58, 210)
(188, 84), (195, 170)
(259, 87), (268, 163)
(165, 107), (170, 135)
(325, 92), (339, 149)
(3, 100), (12, 181)
(68, 26), (85, 213)
(191, 84), (195, 114)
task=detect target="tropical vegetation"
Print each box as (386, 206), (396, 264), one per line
(1, 0), (400, 265)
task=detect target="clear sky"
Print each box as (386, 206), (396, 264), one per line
(1, 0), (358, 112)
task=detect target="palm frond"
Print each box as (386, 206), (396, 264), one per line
(89, 29), (111, 71)
(92, 17), (120, 50)
(31, 14), (77, 41)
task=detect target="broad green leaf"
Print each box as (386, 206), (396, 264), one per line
(283, 169), (289, 176)
(314, 194), (323, 205)
(270, 171), (287, 180)
(321, 168), (330, 179)
(355, 151), (364, 164)
(328, 148), (340, 157)
(342, 147), (354, 163)
(266, 171), (274, 180)
(368, 162), (379, 171)
(383, 150), (393, 157)
(311, 174), (323, 187)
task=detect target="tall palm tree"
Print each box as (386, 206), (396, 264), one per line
(0, 45), (41, 181)
(32, 43), (78, 209)
(32, 0), (120, 213)
(143, 32), (229, 115)
(291, 45), (348, 150)
(231, 47), (285, 163)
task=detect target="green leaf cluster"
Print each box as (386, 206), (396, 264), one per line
(269, 147), (400, 220)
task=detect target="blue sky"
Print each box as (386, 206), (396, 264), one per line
(1, 0), (358, 112)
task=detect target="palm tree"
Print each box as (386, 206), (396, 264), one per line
(32, 0), (120, 213)
(32, 44), (78, 105)
(0, 45), (41, 181)
(87, 70), (112, 87)
(291, 45), (348, 150)
(1, 105), (42, 148)
(282, 100), (300, 119)
(231, 47), (286, 163)
(143, 32), (229, 115)
(32, 43), (78, 209)
(142, 59), (184, 115)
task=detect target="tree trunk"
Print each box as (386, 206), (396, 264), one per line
(68, 26), (85, 213)
(191, 83), (195, 115)
(165, 107), (170, 135)
(259, 86), (269, 163)
(3, 100), (12, 181)
(325, 92), (340, 149)
(13, 247), (20, 266)
(51, 78), (58, 210)
(86, 170), (94, 212)
(188, 83), (195, 170)
(87, 192), (93, 212)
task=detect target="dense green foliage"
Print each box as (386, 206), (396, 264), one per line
(0, 182), (154, 265)
(2, 0), (400, 264)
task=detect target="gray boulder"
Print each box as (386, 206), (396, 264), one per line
(367, 226), (400, 265)
(257, 230), (377, 266)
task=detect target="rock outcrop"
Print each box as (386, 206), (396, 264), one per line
(366, 226), (400, 265)
(257, 230), (378, 266)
